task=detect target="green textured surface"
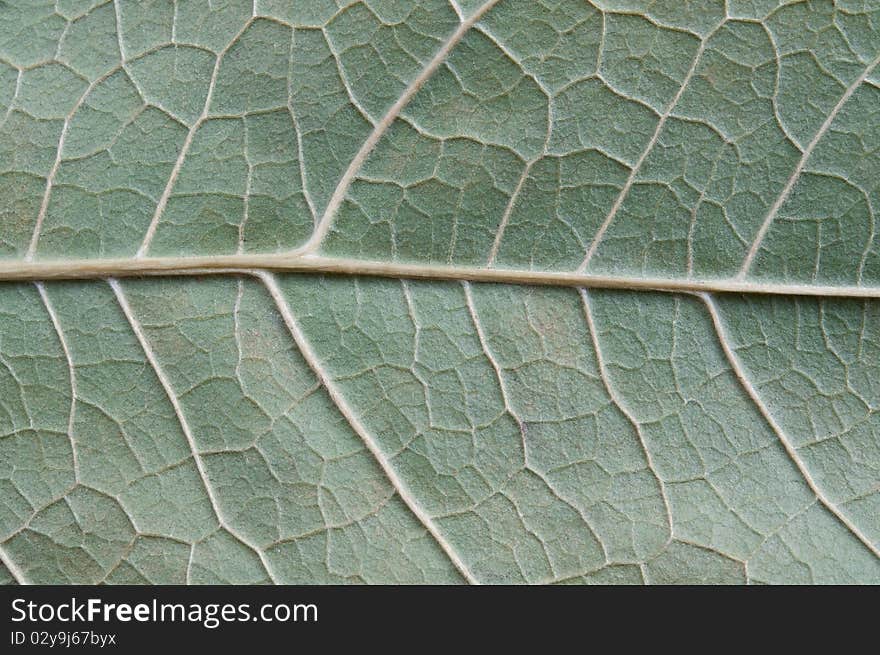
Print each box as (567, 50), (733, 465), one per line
(0, 0), (878, 584)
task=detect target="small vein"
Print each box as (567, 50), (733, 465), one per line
(185, 542), (194, 584)
(448, 0), (464, 21)
(461, 282), (527, 463)
(487, 160), (532, 266)
(109, 278), (280, 582)
(136, 18), (256, 258)
(488, 96), (551, 266)
(578, 25), (720, 272)
(579, 289), (673, 540)
(297, 0), (503, 255)
(738, 53), (880, 278)
(240, 119), (252, 254)
(36, 282), (79, 483)
(700, 292), (879, 558)
(112, 0), (128, 61)
(762, 22), (803, 151)
(322, 30), (377, 126)
(25, 73), (107, 261)
(463, 281), (609, 564)
(287, 31), (317, 225)
(258, 271), (479, 584)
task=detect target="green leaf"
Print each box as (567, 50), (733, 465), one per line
(0, 0), (877, 584)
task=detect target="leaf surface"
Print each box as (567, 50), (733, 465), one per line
(0, 0), (878, 584)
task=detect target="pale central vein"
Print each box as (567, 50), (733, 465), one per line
(3, 254), (880, 299)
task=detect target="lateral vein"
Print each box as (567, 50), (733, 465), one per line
(463, 281), (610, 565)
(3, 254), (880, 299)
(578, 24), (720, 272)
(299, 0), (503, 254)
(259, 271), (479, 584)
(36, 282), (80, 483)
(109, 278), (280, 582)
(580, 289), (674, 540)
(700, 292), (879, 558)
(738, 53), (880, 278)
